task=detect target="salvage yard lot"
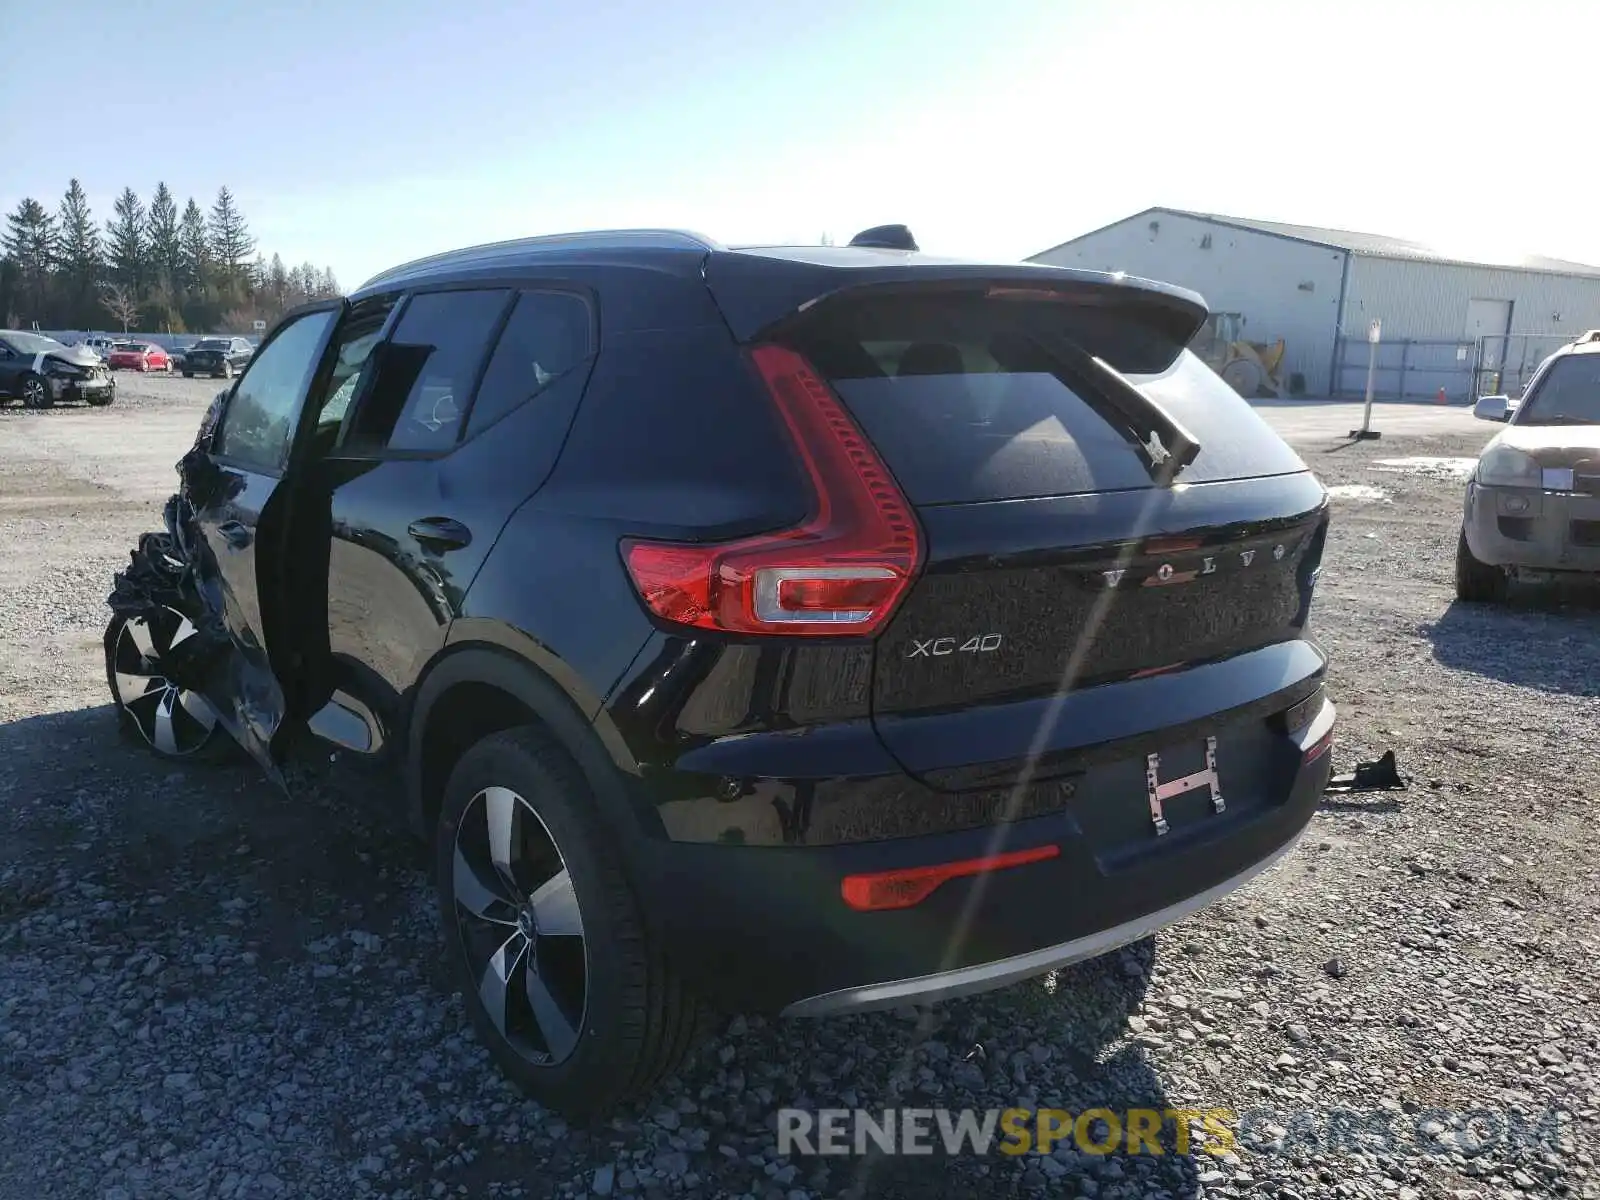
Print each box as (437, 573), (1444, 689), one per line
(1, 381), (1596, 1200)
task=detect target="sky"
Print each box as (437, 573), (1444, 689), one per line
(2, 0), (1592, 289)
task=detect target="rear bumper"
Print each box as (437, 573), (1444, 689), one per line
(787, 821), (1306, 1016)
(631, 695), (1333, 1015)
(1465, 481), (1600, 572)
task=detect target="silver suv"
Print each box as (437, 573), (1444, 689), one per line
(1458, 330), (1600, 601)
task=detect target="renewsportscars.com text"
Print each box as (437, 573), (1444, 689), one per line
(776, 1106), (1573, 1159)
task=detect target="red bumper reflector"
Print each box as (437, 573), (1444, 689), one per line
(840, 844), (1060, 912)
(1303, 730), (1334, 764)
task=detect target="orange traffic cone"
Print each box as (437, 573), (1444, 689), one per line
(1436, 387), (1447, 405)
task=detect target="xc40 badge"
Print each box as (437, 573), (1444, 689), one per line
(907, 634), (1004, 658)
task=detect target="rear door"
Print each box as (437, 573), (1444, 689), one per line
(185, 302), (343, 772)
(295, 284), (598, 756)
(775, 287), (1328, 789)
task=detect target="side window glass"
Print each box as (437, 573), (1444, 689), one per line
(345, 289), (509, 455)
(304, 295), (399, 455)
(213, 310), (336, 472)
(465, 291), (593, 439)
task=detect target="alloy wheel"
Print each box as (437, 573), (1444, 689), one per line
(450, 786), (588, 1067)
(109, 608), (220, 756)
(21, 377), (48, 409)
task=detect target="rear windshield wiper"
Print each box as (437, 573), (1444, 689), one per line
(1017, 329), (1202, 483)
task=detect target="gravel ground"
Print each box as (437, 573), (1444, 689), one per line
(2, 383), (1597, 1200)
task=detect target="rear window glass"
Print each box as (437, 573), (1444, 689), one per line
(345, 288), (511, 454)
(465, 290), (592, 439)
(1519, 353), (1600, 426)
(787, 295), (1194, 506)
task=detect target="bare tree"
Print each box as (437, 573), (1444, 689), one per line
(100, 281), (140, 333)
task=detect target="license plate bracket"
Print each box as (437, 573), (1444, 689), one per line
(1144, 736), (1225, 836)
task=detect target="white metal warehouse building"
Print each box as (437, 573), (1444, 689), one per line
(1029, 208), (1600, 400)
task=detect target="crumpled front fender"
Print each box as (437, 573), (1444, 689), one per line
(105, 392), (288, 788)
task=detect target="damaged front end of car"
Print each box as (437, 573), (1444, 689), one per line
(105, 393), (290, 786)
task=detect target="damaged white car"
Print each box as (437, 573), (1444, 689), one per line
(0, 330), (116, 408)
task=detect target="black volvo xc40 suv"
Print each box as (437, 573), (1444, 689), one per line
(105, 226), (1335, 1116)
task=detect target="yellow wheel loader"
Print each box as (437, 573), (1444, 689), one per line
(1192, 312), (1287, 398)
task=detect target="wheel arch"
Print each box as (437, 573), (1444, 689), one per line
(405, 643), (658, 855)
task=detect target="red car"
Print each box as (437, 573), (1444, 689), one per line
(106, 341), (171, 373)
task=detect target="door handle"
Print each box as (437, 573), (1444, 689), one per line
(217, 520), (252, 549)
(408, 517), (472, 551)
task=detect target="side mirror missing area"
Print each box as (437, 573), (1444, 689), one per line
(1473, 395), (1512, 422)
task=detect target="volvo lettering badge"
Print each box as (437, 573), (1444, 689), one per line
(1099, 543), (1292, 589)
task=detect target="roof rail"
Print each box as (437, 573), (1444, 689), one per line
(359, 228), (723, 290)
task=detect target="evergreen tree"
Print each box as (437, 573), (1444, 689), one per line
(57, 180), (103, 327)
(267, 252), (288, 312)
(207, 186), (254, 280)
(178, 197), (209, 290)
(105, 187), (148, 292)
(0, 178), (334, 332)
(146, 183), (182, 292)
(1, 198), (59, 323)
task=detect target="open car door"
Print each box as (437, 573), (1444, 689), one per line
(114, 302), (346, 781)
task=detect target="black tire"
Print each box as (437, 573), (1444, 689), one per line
(86, 389), (115, 408)
(182, 371), (194, 379)
(104, 611), (235, 763)
(19, 373), (52, 409)
(1455, 530), (1507, 603)
(435, 726), (710, 1118)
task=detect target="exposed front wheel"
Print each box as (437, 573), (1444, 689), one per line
(1455, 530), (1508, 604)
(86, 390), (115, 407)
(436, 727), (710, 1117)
(221, 362), (233, 379)
(104, 610), (233, 761)
(19, 373), (52, 409)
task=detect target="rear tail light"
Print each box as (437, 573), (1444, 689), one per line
(841, 845), (1060, 912)
(622, 343), (922, 636)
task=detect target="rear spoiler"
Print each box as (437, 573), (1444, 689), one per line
(701, 249), (1210, 364)
(705, 250), (1209, 483)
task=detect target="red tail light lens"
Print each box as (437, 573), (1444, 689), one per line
(622, 343), (922, 636)
(841, 845), (1061, 912)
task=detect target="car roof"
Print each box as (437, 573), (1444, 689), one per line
(352, 227), (1189, 294)
(349, 227), (1206, 342)
(355, 229), (716, 294)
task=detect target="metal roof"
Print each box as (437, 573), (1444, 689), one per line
(1034, 207), (1600, 278)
